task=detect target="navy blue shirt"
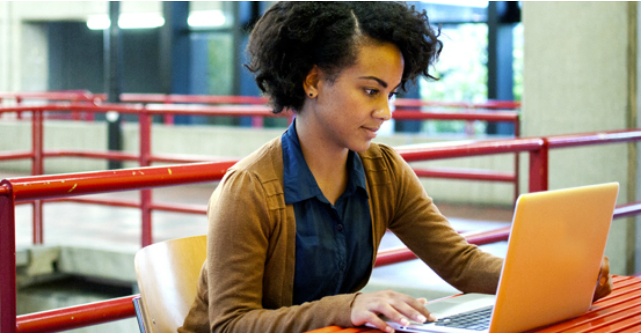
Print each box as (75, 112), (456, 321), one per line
(282, 122), (374, 305)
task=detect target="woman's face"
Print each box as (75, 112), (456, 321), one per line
(301, 41), (405, 154)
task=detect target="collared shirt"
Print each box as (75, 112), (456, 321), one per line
(282, 121), (374, 305)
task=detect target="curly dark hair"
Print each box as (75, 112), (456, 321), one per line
(245, 1), (442, 113)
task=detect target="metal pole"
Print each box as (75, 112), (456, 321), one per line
(105, 1), (123, 169)
(487, 1), (517, 135)
(160, 2), (189, 124)
(31, 110), (44, 244)
(528, 139), (549, 193)
(513, 117), (521, 204)
(139, 110), (153, 246)
(0, 181), (17, 333)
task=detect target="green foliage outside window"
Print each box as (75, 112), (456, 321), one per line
(207, 34), (236, 126)
(418, 23), (523, 136)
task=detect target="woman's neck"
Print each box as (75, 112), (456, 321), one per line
(295, 117), (349, 205)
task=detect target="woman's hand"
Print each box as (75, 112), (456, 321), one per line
(593, 255), (613, 302)
(350, 290), (436, 333)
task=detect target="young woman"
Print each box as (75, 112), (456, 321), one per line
(179, 2), (612, 333)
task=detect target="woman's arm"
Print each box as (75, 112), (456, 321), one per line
(381, 146), (503, 294)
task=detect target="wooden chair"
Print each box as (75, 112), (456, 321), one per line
(134, 235), (207, 333)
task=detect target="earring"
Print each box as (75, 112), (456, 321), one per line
(308, 93), (314, 97)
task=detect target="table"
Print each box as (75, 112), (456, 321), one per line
(307, 275), (641, 333)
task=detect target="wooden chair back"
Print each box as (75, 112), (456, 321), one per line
(134, 235), (207, 333)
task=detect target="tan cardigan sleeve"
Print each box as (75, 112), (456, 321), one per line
(205, 169), (357, 333)
(380, 145), (503, 294)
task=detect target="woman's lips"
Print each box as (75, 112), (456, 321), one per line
(362, 126), (379, 139)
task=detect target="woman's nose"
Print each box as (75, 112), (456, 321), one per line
(373, 99), (392, 121)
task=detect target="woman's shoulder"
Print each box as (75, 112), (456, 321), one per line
(358, 141), (406, 171)
(212, 136), (286, 214)
(228, 136), (284, 183)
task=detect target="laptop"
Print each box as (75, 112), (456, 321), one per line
(381, 182), (619, 333)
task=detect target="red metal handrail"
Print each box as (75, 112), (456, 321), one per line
(121, 93), (269, 105)
(412, 167), (514, 182)
(613, 202), (641, 219)
(0, 103), (520, 120)
(15, 295), (137, 333)
(0, 91), (95, 103)
(0, 91), (521, 110)
(395, 138), (542, 162)
(546, 129), (641, 148)
(6, 162), (235, 202)
(394, 98), (521, 110)
(374, 226), (512, 267)
(0, 151), (33, 161)
(392, 109), (518, 122)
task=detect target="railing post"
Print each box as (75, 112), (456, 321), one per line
(528, 138), (549, 192)
(16, 96), (23, 119)
(31, 110), (44, 244)
(0, 181), (17, 333)
(251, 116), (264, 128)
(139, 110), (153, 246)
(513, 116), (520, 202)
(163, 96), (174, 125)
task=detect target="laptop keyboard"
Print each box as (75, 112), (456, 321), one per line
(434, 305), (493, 331)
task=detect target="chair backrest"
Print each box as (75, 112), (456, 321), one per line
(134, 235), (207, 333)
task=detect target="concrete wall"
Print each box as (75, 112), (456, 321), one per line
(522, 2), (638, 274)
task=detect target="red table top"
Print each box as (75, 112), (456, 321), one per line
(307, 275), (641, 333)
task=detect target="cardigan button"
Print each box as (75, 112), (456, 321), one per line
(337, 224), (343, 231)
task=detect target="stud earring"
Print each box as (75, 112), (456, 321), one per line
(308, 93), (314, 97)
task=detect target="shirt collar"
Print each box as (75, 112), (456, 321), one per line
(282, 120), (368, 205)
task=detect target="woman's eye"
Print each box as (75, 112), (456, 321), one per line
(388, 91), (398, 100)
(365, 89), (378, 96)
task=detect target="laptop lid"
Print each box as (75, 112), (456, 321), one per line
(377, 183), (619, 333)
(490, 182), (619, 332)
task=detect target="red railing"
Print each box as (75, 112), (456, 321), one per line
(0, 90), (518, 108)
(0, 91), (519, 126)
(15, 295), (138, 333)
(3, 128), (641, 333)
(0, 100), (520, 246)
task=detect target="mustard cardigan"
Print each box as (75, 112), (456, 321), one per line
(179, 137), (503, 333)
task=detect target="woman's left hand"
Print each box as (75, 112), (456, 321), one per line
(593, 256), (613, 302)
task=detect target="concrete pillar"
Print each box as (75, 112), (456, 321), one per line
(0, 2), (10, 92)
(20, 23), (48, 92)
(522, 2), (637, 275)
(0, 1), (20, 92)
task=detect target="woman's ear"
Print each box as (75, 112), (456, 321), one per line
(303, 66), (321, 98)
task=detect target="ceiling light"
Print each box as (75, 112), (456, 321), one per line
(119, 13), (165, 29)
(86, 13), (165, 30)
(87, 15), (110, 30)
(188, 10), (226, 28)
(422, 0), (488, 8)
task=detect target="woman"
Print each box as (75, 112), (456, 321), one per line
(179, 2), (612, 333)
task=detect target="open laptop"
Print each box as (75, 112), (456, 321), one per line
(383, 182), (619, 333)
